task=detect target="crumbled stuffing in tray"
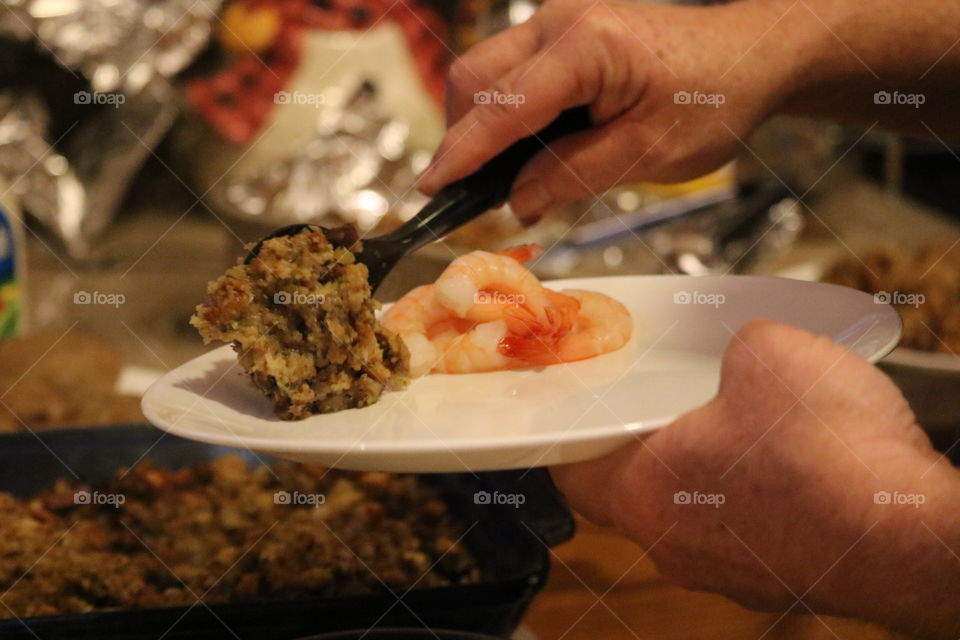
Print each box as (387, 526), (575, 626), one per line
(823, 242), (960, 352)
(0, 457), (478, 619)
(191, 228), (408, 420)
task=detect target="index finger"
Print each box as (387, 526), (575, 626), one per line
(418, 41), (599, 195)
(444, 20), (541, 126)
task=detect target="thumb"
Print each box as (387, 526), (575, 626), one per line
(549, 440), (641, 528)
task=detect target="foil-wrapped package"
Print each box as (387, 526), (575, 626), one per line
(1, 0), (221, 93)
(0, 89), (179, 258)
(174, 11), (446, 241)
(210, 81), (432, 236)
(0, 0), (222, 257)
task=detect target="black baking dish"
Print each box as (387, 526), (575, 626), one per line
(0, 425), (574, 640)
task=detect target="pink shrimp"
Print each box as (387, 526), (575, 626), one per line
(384, 247), (615, 376)
(434, 250), (550, 321)
(430, 320), (519, 374)
(499, 289), (632, 365)
(433, 249), (578, 341)
(380, 285), (458, 377)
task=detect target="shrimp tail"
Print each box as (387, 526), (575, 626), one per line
(496, 244), (544, 264)
(544, 290), (579, 338)
(501, 288), (579, 341)
(502, 305), (546, 336)
(497, 334), (563, 365)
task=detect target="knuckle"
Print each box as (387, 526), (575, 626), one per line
(576, 5), (613, 36)
(446, 59), (478, 94)
(476, 86), (529, 130)
(569, 4), (628, 47)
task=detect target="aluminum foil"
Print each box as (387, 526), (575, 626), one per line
(0, 87), (178, 259)
(213, 81), (433, 235)
(0, 0), (221, 93)
(0, 0), (221, 258)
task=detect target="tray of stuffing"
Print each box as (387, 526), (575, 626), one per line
(0, 425), (573, 640)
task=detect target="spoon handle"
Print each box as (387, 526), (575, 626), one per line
(380, 106), (593, 251)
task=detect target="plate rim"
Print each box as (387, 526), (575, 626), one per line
(143, 274), (902, 456)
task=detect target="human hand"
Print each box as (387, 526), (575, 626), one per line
(551, 319), (960, 637)
(417, 0), (799, 221)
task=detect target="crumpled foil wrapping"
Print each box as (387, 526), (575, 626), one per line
(211, 82), (433, 235)
(0, 0), (221, 258)
(0, 89), (179, 258)
(0, 0), (221, 93)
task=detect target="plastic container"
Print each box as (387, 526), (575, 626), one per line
(0, 425), (574, 640)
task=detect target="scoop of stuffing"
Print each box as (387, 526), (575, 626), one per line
(191, 228), (408, 419)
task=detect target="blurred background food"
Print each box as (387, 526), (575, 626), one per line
(0, 456), (478, 619)
(0, 332), (143, 431)
(824, 244), (960, 353)
(0, 0), (958, 638)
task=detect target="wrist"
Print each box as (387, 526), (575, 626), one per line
(812, 452), (960, 638)
(706, 0), (832, 124)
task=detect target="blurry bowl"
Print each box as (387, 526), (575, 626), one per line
(879, 348), (960, 434)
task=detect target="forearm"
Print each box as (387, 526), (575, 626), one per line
(818, 454), (960, 639)
(733, 0), (960, 138)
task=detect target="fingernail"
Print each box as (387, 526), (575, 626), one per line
(511, 180), (553, 218)
(416, 164), (438, 192)
(417, 159), (435, 180)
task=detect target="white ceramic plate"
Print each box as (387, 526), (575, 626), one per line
(142, 275), (901, 472)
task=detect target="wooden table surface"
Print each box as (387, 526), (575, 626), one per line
(523, 517), (910, 640)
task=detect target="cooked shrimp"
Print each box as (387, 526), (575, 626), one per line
(430, 320), (517, 374)
(434, 250), (551, 320)
(380, 285), (453, 377)
(542, 288), (581, 343)
(499, 289), (632, 364)
(434, 249), (577, 342)
(385, 247), (625, 376)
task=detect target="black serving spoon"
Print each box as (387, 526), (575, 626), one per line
(245, 106), (593, 291)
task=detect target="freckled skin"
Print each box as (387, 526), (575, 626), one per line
(552, 320), (960, 638)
